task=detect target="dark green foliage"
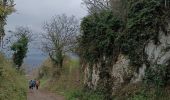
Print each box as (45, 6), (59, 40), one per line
(79, 10), (124, 99)
(79, 10), (123, 63)
(10, 27), (32, 69)
(119, 0), (169, 68)
(129, 88), (169, 100)
(119, 0), (170, 88)
(49, 50), (63, 68)
(79, 0), (170, 80)
(144, 64), (167, 87)
(66, 89), (105, 100)
(78, 0), (170, 99)
(11, 35), (28, 69)
(0, 54), (27, 100)
(0, 0), (14, 46)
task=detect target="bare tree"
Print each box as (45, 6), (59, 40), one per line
(42, 14), (79, 68)
(82, 0), (128, 20)
(10, 27), (33, 42)
(82, 0), (112, 13)
(0, 26), (33, 53)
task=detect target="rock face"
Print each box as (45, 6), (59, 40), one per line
(83, 22), (170, 93)
(84, 63), (100, 89)
(111, 54), (132, 91)
(146, 33), (170, 65)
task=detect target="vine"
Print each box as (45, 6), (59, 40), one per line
(11, 36), (28, 69)
(119, 0), (170, 70)
(0, 0), (14, 46)
(79, 10), (124, 99)
(79, 10), (123, 64)
(78, 0), (170, 99)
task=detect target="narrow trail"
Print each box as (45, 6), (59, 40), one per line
(26, 73), (65, 100)
(27, 89), (65, 100)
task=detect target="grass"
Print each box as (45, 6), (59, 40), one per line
(38, 56), (170, 100)
(38, 56), (106, 100)
(39, 77), (49, 89)
(47, 58), (83, 93)
(113, 83), (170, 100)
(0, 53), (27, 100)
(64, 89), (105, 100)
(129, 87), (170, 100)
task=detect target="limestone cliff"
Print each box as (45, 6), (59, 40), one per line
(83, 21), (170, 93)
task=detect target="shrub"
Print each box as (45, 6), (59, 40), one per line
(0, 54), (27, 100)
(65, 89), (105, 100)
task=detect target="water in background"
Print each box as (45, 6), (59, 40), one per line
(0, 36), (48, 73)
(1, 0), (86, 72)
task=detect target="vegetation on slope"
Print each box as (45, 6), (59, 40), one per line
(38, 0), (170, 100)
(77, 0), (170, 99)
(38, 56), (106, 100)
(10, 27), (32, 69)
(38, 57), (81, 90)
(0, 54), (27, 100)
(78, 10), (123, 99)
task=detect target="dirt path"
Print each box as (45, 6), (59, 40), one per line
(26, 73), (65, 100)
(27, 89), (65, 100)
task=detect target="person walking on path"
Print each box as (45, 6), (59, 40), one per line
(32, 79), (36, 88)
(35, 80), (40, 90)
(29, 80), (33, 90)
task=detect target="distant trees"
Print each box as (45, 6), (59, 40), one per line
(10, 27), (32, 69)
(42, 14), (79, 70)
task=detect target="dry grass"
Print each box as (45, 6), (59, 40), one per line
(38, 57), (106, 100)
(38, 57), (83, 92)
(113, 82), (170, 100)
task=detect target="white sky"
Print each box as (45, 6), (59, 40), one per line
(6, 0), (87, 32)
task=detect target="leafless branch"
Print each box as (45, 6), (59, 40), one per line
(42, 14), (79, 57)
(82, 0), (112, 13)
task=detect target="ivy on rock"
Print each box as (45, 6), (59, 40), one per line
(78, 0), (170, 99)
(79, 10), (124, 99)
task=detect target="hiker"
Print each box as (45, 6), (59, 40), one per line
(29, 80), (33, 90)
(32, 79), (36, 88)
(35, 80), (40, 90)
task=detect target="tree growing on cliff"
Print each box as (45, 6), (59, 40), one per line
(110, 0), (128, 21)
(10, 27), (32, 69)
(82, 0), (128, 22)
(78, 10), (124, 99)
(82, 0), (111, 13)
(42, 14), (79, 76)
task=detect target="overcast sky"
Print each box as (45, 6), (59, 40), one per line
(5, 0), (87, 69)
(6, 0), (87, 32)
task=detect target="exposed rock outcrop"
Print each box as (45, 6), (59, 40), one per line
(83, 21), (170, 94)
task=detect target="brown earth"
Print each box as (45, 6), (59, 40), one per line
(26, 71), (65, 100)
(27, 89), (65, 100)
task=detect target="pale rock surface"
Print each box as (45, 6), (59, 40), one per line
(83, 22), (170, 93)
